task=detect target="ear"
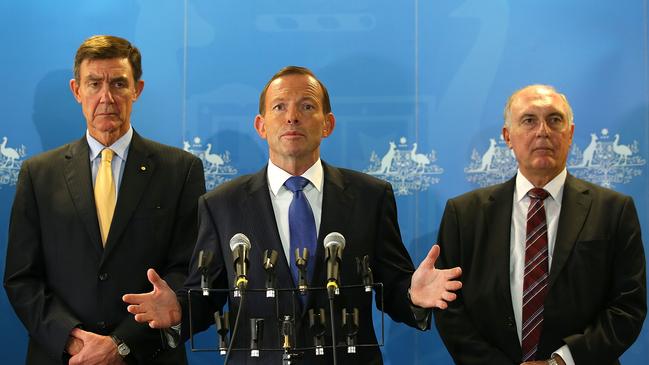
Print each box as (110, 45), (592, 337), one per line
(322, 112), (336, 138)
(502, 127), (512, 148)
(69, 79), (82, 103)
(254, 114), (267, 139)
(133, 80), (145, 101)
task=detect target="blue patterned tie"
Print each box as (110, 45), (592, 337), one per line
(284, 176), (317, 288)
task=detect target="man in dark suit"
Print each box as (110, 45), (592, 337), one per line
(434, 84), (646, 365)
(3, 35), (205, 364)
(123, 66), (462, 364)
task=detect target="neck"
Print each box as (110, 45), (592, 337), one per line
(270, 155), (318, 176)
(89, 128), (127, 147)
(521, 169), (561, 188)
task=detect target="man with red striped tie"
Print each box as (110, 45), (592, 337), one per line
(433, 84), (646, 365)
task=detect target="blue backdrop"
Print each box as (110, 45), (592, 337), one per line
(1, 1), (647, 364)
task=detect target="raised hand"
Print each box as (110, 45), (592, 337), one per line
(122, 268), (182, 329)
(409, 244), (462, 309)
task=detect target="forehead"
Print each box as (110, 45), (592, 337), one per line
(511, 87), (567, 116)
(79, 58), (134, 79)
(266, 74), (323, 101)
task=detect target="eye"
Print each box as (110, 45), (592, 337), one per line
(520, 117), (534, 125)
(302, 103), (315, 111)
(88, 81), (99, 88)
(272, 103), (285, 111)
(113, 81), (127, 88)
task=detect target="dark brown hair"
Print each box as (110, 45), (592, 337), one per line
(73, 35), (142, 83)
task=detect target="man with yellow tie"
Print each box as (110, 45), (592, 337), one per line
(3, 35), (205, 365)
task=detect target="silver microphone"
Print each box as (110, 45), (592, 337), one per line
(324, 232), (345, 293)
(230, 233), (251, 289)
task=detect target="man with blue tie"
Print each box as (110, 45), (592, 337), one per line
(433, 85), (646, 365)
(123, 65), (462, 364)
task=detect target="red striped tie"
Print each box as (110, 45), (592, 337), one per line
(522, 188), (550, 361)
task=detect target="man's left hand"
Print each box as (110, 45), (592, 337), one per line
(409, 244), (462, 309)
(68, 328), (126, 365)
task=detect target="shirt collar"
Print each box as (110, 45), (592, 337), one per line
(267, 158), (324, 196)
(86, 126), (133, 161)
(514, 168), (567, 203)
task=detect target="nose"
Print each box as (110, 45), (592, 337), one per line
(98, 84), (115, 104)
(286, 104), (300, 124)
(534, 119), (551, 136)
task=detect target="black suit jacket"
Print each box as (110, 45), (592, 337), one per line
(4, 132), (206, 364)
(180, 162), (426, 364)
(433, 174), (646, 365)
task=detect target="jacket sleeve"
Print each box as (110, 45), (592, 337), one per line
(3, 161), (82, 359)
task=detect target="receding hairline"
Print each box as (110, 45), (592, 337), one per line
(504, 84), (573, 127)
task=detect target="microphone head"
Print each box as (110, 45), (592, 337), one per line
(229, 233), (251, 251)
(323, 232), (345, 250)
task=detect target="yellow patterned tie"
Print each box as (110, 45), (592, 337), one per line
(95, 149), (116, 245)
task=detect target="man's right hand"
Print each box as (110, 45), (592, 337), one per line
(122, 269), (182, 329)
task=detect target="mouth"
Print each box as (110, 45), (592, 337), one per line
(281, 130), (305, 138)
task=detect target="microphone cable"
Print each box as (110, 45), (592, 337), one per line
(327, 288), (338, 365)
(223, 289), (246, 365)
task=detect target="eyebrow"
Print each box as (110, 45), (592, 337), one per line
(85, 75), (130, 83)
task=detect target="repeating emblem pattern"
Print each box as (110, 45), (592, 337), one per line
(183, 137), (238, 190)
(0, 136), (27, 189)
(568, 129), (645, 188)
(465, 136), (517, 187)
(365, 137), (443, 196)
(465, 130), (646, 188)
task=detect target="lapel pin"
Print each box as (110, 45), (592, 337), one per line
(140, 165), (147, 172)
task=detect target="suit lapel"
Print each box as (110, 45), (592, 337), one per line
(63, 137), (103, 255)
(484, 177), (521, 358)
(242, 167), (295, 290)
(102, 132), (154, 259)
(307, 163), (354, 311)
(548, 174), (591, 289)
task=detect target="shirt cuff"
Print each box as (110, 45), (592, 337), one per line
(164, 324), (182, 349)
(553, 344), (575, 365)
(407, 288), (431, 330)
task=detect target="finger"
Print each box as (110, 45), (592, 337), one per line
(70, 327), (87, 339)
(435, 300), (448, 310)
(445, 280), (462, 291)
(442, 291), (457, 302)
(123, 292), (149, 305)
(134, 312), (155, 324)
(444, 267), (462, 280)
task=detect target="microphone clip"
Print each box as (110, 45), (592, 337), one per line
(263, 249), (278, 298)
(308, 308), (326, 356)
(214, 311), (229, 355)
(198, 250), (214, 296)
(295, 248), (309, 294)
(342, 308), (359, 354)
(356, 255), (374, 292)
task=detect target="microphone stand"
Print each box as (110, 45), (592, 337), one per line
(309, 308), (326, 356)
(198, 250), (213, 296)
(342, 308), (359, 354)
(263, 249), (278, 298)
(214, 311), (229, 355)
(249, 318), (264, 358)
(295, 248), (309, 295)
(356, 255), (374, 293)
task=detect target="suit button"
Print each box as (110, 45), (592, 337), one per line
(99, 273), (109, 281)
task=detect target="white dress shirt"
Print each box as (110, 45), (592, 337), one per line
(266, 159), (324, 265)
(509, 168), (574, 364)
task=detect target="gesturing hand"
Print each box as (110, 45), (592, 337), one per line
(122, 268), (182, 329)
(409, 245), (462, 309)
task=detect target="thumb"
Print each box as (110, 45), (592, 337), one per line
(147, 268), (165, 290)
(424, 244), (440, 268)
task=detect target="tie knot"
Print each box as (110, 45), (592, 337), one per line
(284, 176), (310, 192)
(528, 188), (549, 200)
(101, 149), (114, 163)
